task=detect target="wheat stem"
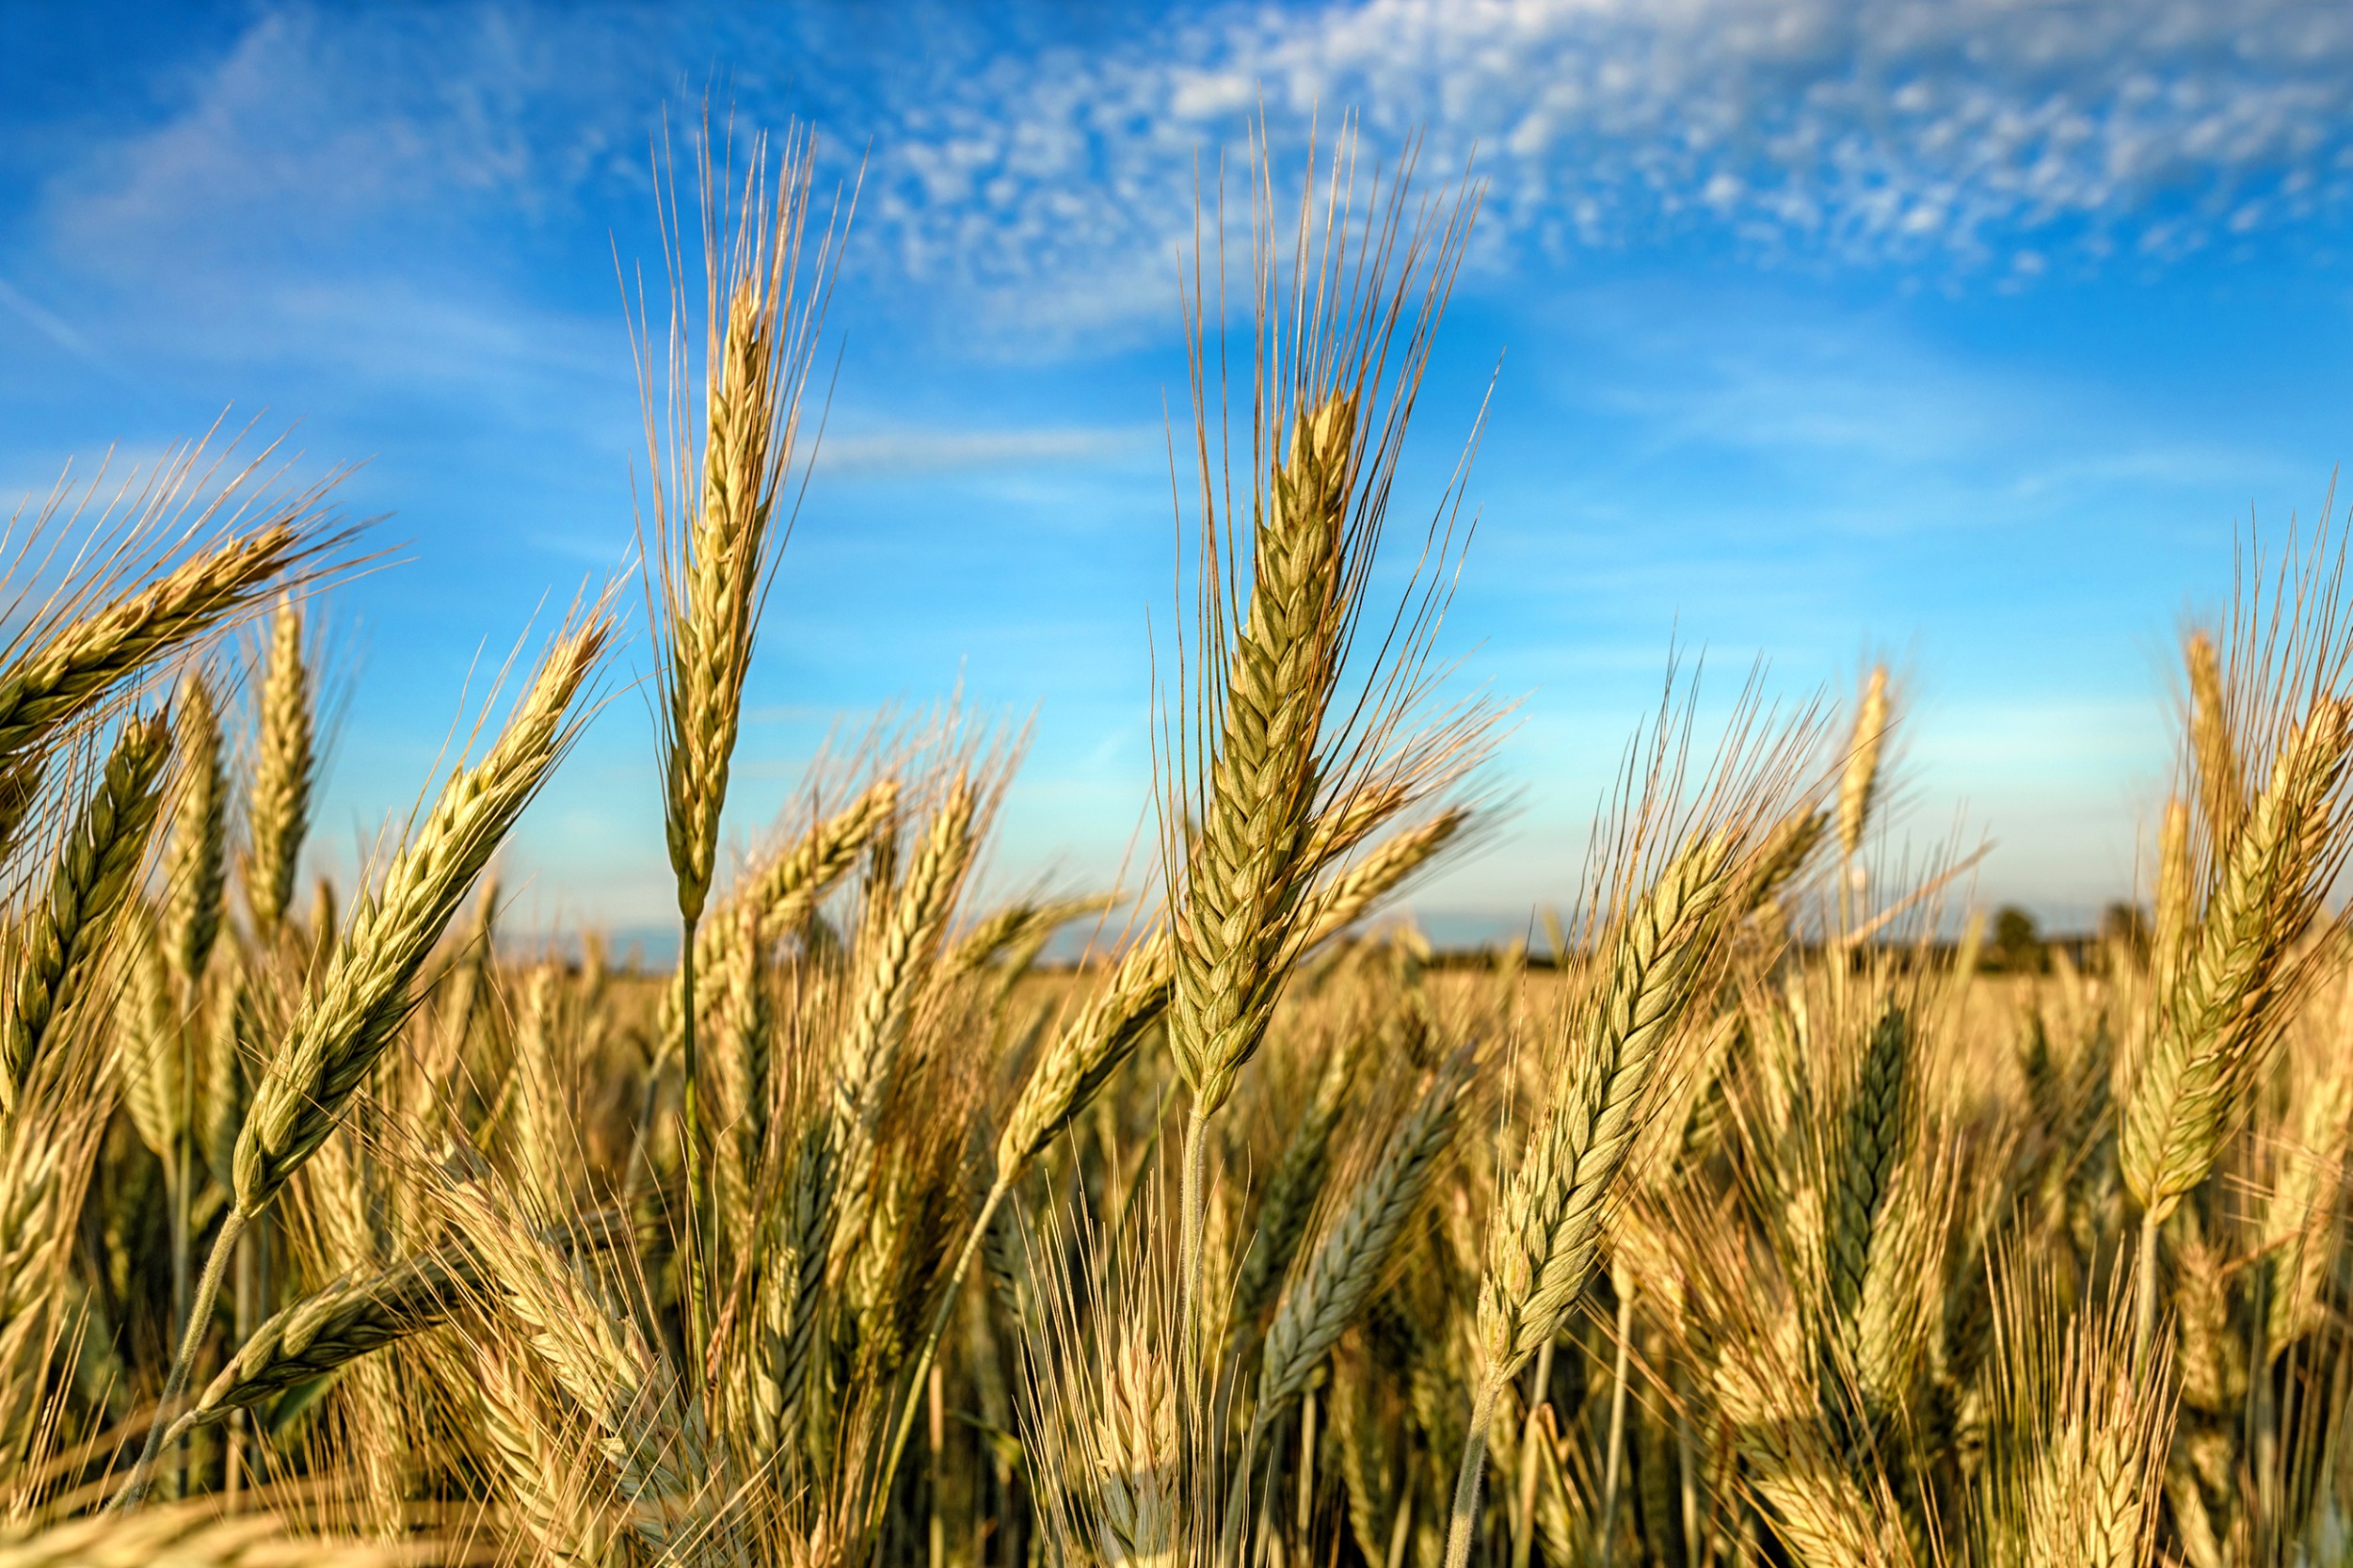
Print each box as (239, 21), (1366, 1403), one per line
(111, 1208), (246, 1510)
(1442, 1381), (1501, 1568)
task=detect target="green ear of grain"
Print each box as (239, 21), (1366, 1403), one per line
(162, 671), (228, 992)
(0, 712), (172, 1113)
(1168, 395), (1359, 1118)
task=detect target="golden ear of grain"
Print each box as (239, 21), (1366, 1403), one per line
(0, 1092), (104, 1461)
(742, 1113), (838, 1472)
(0, 522), (307, 767)
(2185, 628), (2245, 856)
(0, 712), (172, 1113)
(707, 900), (769, 1256)
(112, 903), (184, 1162)
(442, 1177), (737, 1563)
(1713, 1320), (1902, 1568)
(660, 286), (781, 928)
(2121, 696), (2353, 1224)
(1980, 1270), (2174, 1568)
(995, 931), (1173, 1180)
(835, 776), (980, 1142)
(504, 964), (571, 1218)
(1836, 665), (1890, 861)
(161, 670), (228, 992)
(1742, 807), (1829, 915)
(652, 136), (828, 934)
(233, 614), (608, 1220)
(243, 596), (314, 940)
(1091, 1316), (1180, 1564)
(2259, 1053), (2353, 1353)
(746, 776), (902, 934)
(1477, 832), (1737, 1380)
(948, 892), (1115, 983)
(474, 1345), (633, 1567)
(995, 807), (1466, 1191)
(1283, 808), (1470, 969)
(2150, 794), (2192, 991)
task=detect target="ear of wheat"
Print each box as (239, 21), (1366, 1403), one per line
(242, 597), (313, 942)
(2185, 629), (2244, 857)
(1168, 392), (1362, 1127)
(644, 126), (838, 1362)
(0, 521), (314, 767)
(1447, 830), (1739, 1568)
(1161, 138), (1487, 1363)
(2121, 697), (2352, 1231)
(234, 613), (609, 1220)
(1255, 1046), (1475, 1417)
(1837, 665), (1890, 863)
(161, 670), (227, 993)
(113, 608), (609, 1510)
(0, 712), (172, 1114)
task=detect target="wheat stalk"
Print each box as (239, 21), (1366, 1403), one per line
(504, 964), (572, 1218)
(2259, 1053), (2353, 1353)
(708, 898), (769, 1260)
(234, 613), (608, 1218)
(157, 1249), (472, 1448)
(1826, 1005), (1909, 1324)
(829, 775), (980, 1263)
(644, 133), (837, 1364)
(1169, 391), (1358, 1124)
(2150, 795), (2192, 1003)
(746, 776), (901, 933)
(455, 1177), (737, 1563)
(1259, 1049), (1475, 1413)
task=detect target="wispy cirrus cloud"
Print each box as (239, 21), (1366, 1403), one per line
(22, 0), (2353, 352)
(834, 0), (2353, 329)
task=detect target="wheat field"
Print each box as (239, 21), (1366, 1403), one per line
(0, 127), (2348, 1568)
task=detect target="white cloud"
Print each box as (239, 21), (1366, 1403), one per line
(24, 0), (2353, 342)
(812, 424), (1154, 475)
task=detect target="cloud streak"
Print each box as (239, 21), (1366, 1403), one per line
(812, 424), (1154, 476)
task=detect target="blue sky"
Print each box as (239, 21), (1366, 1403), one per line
(5, 0), (2353, 945)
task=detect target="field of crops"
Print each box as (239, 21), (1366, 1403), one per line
(2, 135), (2349, 1568)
